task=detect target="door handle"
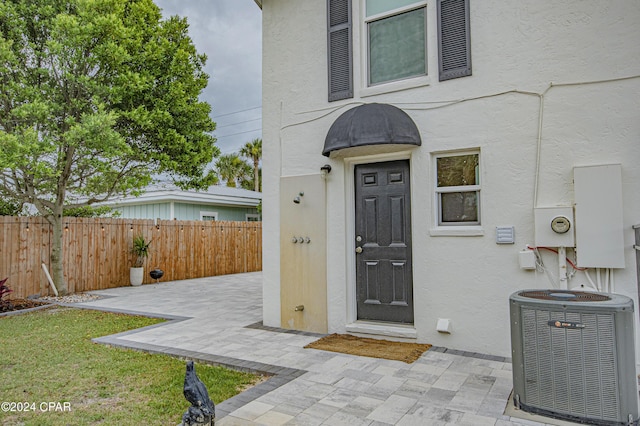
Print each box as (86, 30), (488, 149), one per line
(355, 247), (363, 254)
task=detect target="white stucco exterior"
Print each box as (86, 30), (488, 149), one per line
(260, 0), (640, 358)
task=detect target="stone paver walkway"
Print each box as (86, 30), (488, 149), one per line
(76, 272), (566, 425)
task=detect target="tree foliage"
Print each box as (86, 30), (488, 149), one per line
(0, 197), (24, 216)
(239, 138), (262, 192)
(215, 154), (252, 188)
(63, 205), (118, 217)
(215, 138), (262, 190)
(0, 0), (218, 293)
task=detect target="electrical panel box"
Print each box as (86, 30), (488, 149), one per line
(534, 207), (575, 247)
(574, 164), (625, 268)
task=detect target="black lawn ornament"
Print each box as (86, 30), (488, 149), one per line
(181, 361), (215, 426)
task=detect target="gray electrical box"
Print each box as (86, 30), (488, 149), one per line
(574, 164), (625, 268)
(510, 290), (638, 425)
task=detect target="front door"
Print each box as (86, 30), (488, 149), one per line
(355, 160), (413, 324)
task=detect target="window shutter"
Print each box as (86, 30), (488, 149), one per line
(437, 0), (471, 81)
(327, 0), (353, 101)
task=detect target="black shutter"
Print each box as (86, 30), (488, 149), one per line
(327, 0), (353, 101)
(437, 0), (471, 81)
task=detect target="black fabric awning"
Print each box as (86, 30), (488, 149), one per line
(323, 103), (421, 157)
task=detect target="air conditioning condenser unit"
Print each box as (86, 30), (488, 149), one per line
(510, 289), (638, 425)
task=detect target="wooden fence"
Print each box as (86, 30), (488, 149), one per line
(0, 216), (262, 298)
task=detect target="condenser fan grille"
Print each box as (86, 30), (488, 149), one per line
(518, 290), (610, 302)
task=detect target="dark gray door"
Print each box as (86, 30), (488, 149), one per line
(355, 160), (413, 324)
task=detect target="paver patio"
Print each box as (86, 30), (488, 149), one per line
(75, 272), (567, 425)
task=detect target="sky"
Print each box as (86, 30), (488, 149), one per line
(154, 0), (262, 156)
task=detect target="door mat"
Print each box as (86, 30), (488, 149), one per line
(304, 333), (431, 364)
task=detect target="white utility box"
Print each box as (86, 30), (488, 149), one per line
(518, 249), (537, 270)
(534, 207), (575, 247)
(574, 164), (625, 268)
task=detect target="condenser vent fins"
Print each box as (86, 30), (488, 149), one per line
(510, 290), (637, 425)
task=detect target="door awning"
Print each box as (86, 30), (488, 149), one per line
(323, 103), (421, 157)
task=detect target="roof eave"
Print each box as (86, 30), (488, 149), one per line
(254, 0), (262, 9)
(101, 190), (262, 208)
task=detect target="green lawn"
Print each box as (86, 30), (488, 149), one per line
(0, 307), (261, 425)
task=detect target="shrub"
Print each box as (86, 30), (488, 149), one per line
(0, 277), (13, 310)
(0, 278), (12, 299)
(131, 234), (151, 267)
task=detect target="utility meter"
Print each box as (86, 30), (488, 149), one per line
(551, 215), (571, 234)
(535, 207), (574, 247)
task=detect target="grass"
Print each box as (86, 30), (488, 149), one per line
(0, 307), (262, 425)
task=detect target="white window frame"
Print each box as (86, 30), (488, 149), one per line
(245, 214), (261, 222)
(430, 149), (483, 236)
(360, 0), (430, 97)
(199, 211), (218, 221)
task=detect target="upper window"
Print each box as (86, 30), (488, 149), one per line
(327, 0), (471, 101)
(366, 1), (427, 86)
(435, 151), (480, 225)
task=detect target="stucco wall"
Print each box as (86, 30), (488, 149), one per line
(261, 0), (640, 357)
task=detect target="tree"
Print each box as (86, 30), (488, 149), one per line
(239, 138), (262, 192)
(63, 205), (118, 218)
(0, 0), (218, 294)
(215, 154), (251, 188)
(0, 197), (23, 216)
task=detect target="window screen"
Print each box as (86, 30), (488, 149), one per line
(440, 192), (478, 223)
(368, 8), (426, 85)
(437, 154), (478, 187)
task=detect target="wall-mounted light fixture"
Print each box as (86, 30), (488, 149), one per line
(293, 191), (304, 204)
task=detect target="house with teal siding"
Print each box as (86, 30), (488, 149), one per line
(102, 185), (261, 221)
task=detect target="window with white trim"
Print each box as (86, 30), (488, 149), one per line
(245, 214), (261, 222)
(435, 151), (480, 226)
(200, 211), (218, 221)
(327, 0), (471, 100)
(365, 0), (427, 86)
